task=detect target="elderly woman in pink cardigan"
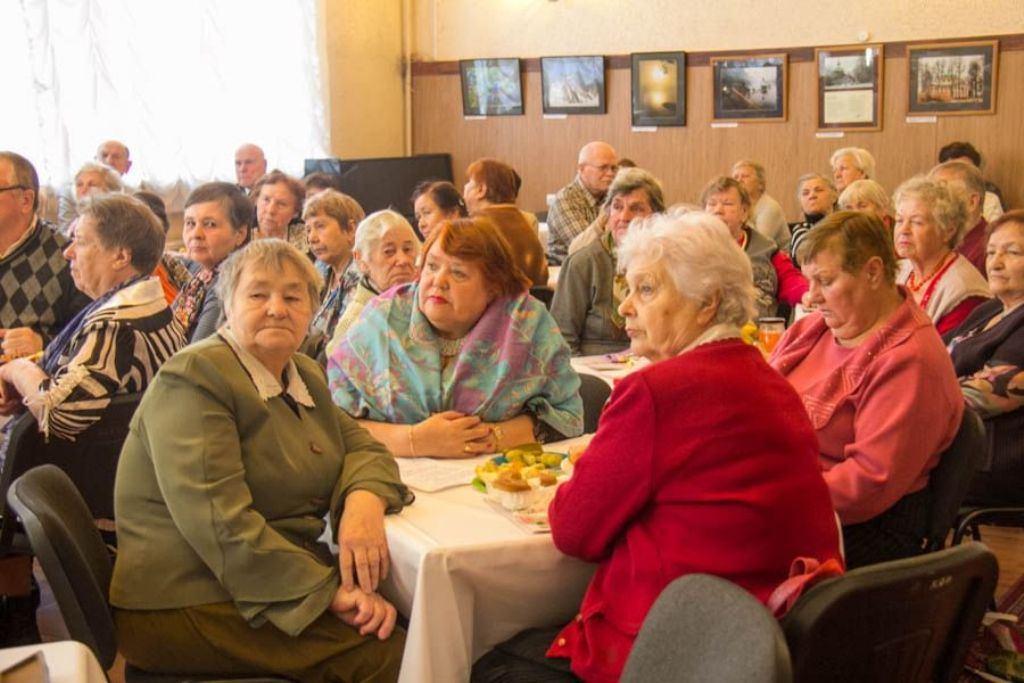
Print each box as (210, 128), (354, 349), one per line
(772, 210), (964, 569)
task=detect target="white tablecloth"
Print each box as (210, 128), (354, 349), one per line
(382, 438), (596, 683)
(0, 641), (106, 682)
(570, 353), (649, 387)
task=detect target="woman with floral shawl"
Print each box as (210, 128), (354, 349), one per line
(328, 217), (583, 458)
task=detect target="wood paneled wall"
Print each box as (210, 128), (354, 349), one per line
(411, 46), (1024, 219)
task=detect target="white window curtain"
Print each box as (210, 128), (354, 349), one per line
(0, 0), (328, 205)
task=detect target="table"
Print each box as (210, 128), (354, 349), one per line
(0, 641), (106, 682)
(382, 438), (596, 683)
(570, 353), (649, 387)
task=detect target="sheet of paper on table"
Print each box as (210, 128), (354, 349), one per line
(396, 455), (490, 492)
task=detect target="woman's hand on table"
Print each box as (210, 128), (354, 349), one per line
(329, 585), (398, 640)
(338, 490), (389, 592)
(413, 411), (492, 458)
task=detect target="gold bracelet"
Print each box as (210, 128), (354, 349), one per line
(408, 424), (417, 457)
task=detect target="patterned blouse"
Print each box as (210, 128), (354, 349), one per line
(310, 258), (362, 341)
(27, 277), (187, 441)
(327, 283), (584, 438)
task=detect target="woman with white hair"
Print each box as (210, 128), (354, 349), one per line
(830, 147), (876, 194)
(474, 211), (841, 682)
(57, 161), (125, 236)
(327, 209), (421, 347)
(894, 176), (989, 334)
(838, 179), (893, 229)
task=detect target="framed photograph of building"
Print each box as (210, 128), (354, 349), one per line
(459, 58), (523, 116)
(907, 40), (998, 115)
(815, 45), (883, 130)
(631, 52), (686, 127)
(540, 55), (606, 115)
(711, 54), (787, 122)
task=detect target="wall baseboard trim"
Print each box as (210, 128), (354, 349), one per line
(411, 32), (1024, 76)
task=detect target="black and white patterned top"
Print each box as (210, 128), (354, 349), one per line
(27, 277), (186, 441)
(0, 218), (91, 344)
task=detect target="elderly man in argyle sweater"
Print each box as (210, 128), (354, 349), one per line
(0, 152), (90, 360)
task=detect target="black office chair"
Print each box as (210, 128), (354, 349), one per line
(924, 407), (986, 551)
(621, 574), (792, 682)
(529, 286), (554, 310)
(0, 392), (142, 553)
(578, 373), (612, 434)
(7, 465), (289, 682)
(782, 543), (997, 683)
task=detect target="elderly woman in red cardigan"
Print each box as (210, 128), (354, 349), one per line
(473, 210), (841, 683)
(772, 210), (964, 570)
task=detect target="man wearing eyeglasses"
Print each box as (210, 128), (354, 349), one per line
(546, 141), (618, 265)
(0, 152), (91, 361)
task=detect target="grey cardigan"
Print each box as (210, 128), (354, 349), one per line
(550, 239), (629, 356)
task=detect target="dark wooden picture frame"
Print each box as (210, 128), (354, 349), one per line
(711, 53), (788, 122)
(907, 40), (998, 115)
(459, 58), (523, 117)
(815, 45), (883, 131)
(630, 52), (686, 127)
(540, 55), (606, 115)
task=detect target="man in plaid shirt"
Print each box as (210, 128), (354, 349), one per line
(0, 152), (90, 360)
(546, 141), (618, 265)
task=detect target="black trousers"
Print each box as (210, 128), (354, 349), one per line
(472, 627), (580, 683)
(842, 488), (930, 569)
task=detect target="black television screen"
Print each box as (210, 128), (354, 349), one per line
(304, 154), (453, 223)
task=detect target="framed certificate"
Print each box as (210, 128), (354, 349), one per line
(816, 45), (883, 131)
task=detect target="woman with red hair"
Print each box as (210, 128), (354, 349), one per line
(327, 217), (582, 458)
(463, 158), (549, 287)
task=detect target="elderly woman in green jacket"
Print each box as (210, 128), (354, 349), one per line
(110, 239), (412, 682)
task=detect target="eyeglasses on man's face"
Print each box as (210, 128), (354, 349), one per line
(0, 185), (28, 193)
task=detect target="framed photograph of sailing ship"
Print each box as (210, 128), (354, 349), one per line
(907, 40), (998, 115)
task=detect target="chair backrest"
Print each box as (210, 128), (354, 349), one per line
(0, 392), (142, 550)
(529, 286), (554, 309)
(782, 543), (997, 683)
(577, 373), (612, 434)
(621, 573), (791, 683)
(6, 465), (118, 669)
(925, 407), (986, 550)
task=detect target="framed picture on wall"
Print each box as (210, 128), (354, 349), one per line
(907, 40), (998, 115)
(711, 54), (787, 122)
(815, 45), (883, 130)
(459, 58), (523, 116)
(630, 52), (686, 127)
(540, 55), (606, 115)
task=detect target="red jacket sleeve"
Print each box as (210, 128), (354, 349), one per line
(772, 250), (809, 305)
(548, 374), (656, 562)
(936, 296), (987, 336)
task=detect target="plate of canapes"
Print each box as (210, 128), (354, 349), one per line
(472, 443), (572, 513)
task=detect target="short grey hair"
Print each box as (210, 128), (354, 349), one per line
(795, 173), (837, 203)
(603, 167), (665, 213)
(731, 159), (766, 192)
(893, 175), (968, 249)
(354, 209), (421, 260)
(830, 147), (876, 179)
(74, 162), (123, 193)
(79, 194), (165, 273)
(217, 239), (323, 313)
(838, 179), (893, 216)
(618, 208), (756, 327)
(929, 160), (987, 205)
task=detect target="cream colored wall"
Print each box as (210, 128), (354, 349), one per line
(412, 0), (1024, 60)
(322, 0), (407, 158)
